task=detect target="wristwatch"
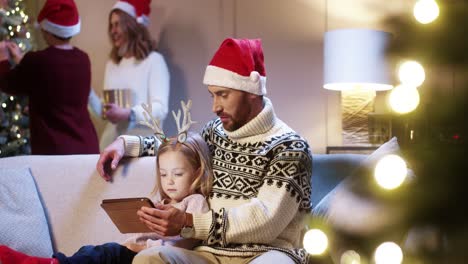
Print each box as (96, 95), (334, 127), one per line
(180, 213), (194, 238)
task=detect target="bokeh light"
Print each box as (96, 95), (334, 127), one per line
(414, 0), (439, 24)
(374, 154), (408, 190)
(303, 229), (329, 255)
(374, 241), (403, 264)
(398, 60), (425, 87)
(340, 250), (361, 264)
(389, 85), (420, 114)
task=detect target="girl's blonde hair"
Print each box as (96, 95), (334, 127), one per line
(153, 132), (213, 200)
(108, 9), (156, 64)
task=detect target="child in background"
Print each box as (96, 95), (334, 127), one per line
(0, 102), (213, 264)
(0, 0), (99, 155)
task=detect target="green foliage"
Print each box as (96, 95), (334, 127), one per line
(385, 2), (468, 66)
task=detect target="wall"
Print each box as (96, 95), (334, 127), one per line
(31, 0), (410, 153)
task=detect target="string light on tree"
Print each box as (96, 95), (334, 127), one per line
(303, 228), (329, 256)
(398, 60), (425, 87)
(374, 154), (408, 190)
(374, 241), (403, 264)
(340, 250), (361, 264)
(389, 84), (420, 114)
(414, 0), (439, 24)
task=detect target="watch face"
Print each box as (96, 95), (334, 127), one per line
(181, 226), (194, 238)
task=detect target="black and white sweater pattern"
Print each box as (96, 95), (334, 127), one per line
(193, 117), (312, 264)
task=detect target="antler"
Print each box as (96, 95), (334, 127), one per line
(139, 103), (167, 141)
(172, 100), (196, 142)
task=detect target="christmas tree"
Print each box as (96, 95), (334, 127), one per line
(384, 2), (468, 262)
(0, 0), (35, 157)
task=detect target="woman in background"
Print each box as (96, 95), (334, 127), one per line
(91, 0), (170, 149)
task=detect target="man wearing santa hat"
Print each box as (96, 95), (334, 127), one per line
(0, 0), (99, 155)
(98, 38), (313, 264)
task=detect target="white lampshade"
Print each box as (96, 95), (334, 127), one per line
(324, 29), (393, 91)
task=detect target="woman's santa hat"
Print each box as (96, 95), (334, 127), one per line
(203, 38), (267, 96)
(112, 0), (151, 27)
(38, 0), (81, 38)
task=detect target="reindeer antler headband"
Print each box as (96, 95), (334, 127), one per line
(139, 100), (196, 143)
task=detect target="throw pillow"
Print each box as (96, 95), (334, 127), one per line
(312, 137), (413, 236)
(0, 168), (53, 257)
(345, 136), (403, 195)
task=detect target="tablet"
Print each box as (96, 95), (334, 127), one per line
(101, 197), (155, 233)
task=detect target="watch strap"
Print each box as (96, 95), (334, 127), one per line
(184, 212), (193, 228)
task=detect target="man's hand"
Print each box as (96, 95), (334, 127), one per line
(103, 103), (131, 124)
(137, 204), (187, 237)
(96, 137), (125, 181)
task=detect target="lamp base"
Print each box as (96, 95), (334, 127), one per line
(342, 89), (376, 145)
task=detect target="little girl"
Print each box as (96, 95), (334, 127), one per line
(0, 132), (213, 264)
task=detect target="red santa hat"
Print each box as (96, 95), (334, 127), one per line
(203, 38), (266, 95)
(37, 0), (81, 38)
(112, 0), (151, 27)
(203, 38), (267, 95)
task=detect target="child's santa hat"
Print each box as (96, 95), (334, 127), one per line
(38, 0), (81, 38)
(112, 0), (151, 27)
(203, 38), (267, 95)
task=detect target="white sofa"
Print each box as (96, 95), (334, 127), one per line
(0, 153), (368, 260)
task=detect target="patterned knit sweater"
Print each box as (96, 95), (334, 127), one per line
(123, 98), (313, 263)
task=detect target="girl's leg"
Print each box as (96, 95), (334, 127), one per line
(53, 242), (137, 264)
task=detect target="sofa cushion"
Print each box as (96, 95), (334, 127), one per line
(312, 137), (409, 236)
(0, 168), (53, 257)
(311, 153), (366, 207)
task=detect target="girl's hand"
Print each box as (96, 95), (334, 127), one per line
(103, 103), (131, 124)
(6, 42), (23, 64)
